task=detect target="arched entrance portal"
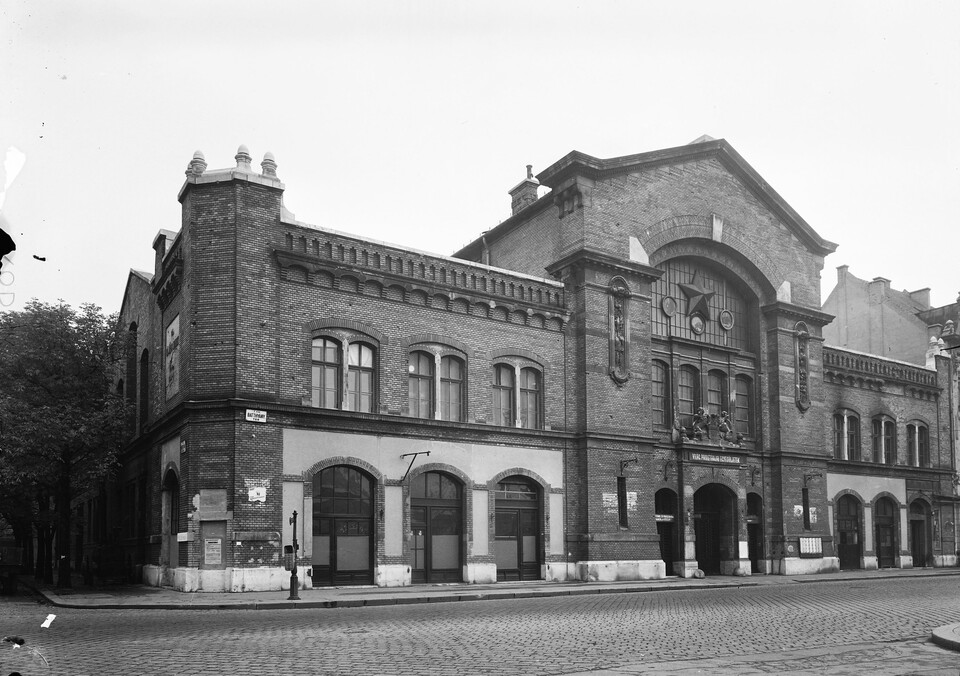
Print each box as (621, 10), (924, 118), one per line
(410, 471), (463, 583)
(654, 489), (678, 575)
(693, 483), (737, 575)
(494, 476), (541, 581)
(312, 466), (375, 586)
(875, 497), (898, 569)
(909, 501), (932, 567)
(746, 493), (763, 574)
(836, 495), (861, 570)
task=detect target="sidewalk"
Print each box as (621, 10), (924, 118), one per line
(14, 566), (960, 613)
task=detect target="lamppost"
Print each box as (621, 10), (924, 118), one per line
(288, 510), (300, 601)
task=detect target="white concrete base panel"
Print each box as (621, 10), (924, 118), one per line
(575, 560), (665, 582)
(771, 556), (840, 575)
(465, 562), (497, 584)
(375, 564), (411, 587)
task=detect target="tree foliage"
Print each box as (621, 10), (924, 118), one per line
(0, 300), (130, 585)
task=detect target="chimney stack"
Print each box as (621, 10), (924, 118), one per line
(508, 165), (539, 216)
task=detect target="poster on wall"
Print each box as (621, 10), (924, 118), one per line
(166, 315), (180, 398)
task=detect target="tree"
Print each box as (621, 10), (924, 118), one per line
(0, 300), (129, 588)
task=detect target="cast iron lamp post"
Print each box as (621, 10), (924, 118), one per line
(288, 510), (300, 600)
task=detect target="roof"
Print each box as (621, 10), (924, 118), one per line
(456, 138), (838, 260)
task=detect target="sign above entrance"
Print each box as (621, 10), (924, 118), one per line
(687, 450), (741, 465)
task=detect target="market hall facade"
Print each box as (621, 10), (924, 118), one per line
(103, 137), (958, 591)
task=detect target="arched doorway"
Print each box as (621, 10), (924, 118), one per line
(836, 495), (861, 570)
(494, 476), (541, 581)
(654, 489), (678, 575)
(410, 471), (463, 583)
(693, 483), (737, 575)
(909, 501), (932, 567)
(746, 493), (763, 574)
(312, 466), (375, 586)
(160, 469), (180, 568)
(875, 497), (898, 569)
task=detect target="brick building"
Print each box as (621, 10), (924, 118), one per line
(96, 138), (958, 592)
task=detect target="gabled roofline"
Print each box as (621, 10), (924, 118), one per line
(117, 268), (154, 322)
(456, 139), (838, 261)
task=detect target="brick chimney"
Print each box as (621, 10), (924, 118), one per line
(509, 165), (539, 215)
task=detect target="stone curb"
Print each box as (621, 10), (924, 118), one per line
(17, 569), (960, 612)
(21, 580), (758, 611)
(930, 623), (960, 652)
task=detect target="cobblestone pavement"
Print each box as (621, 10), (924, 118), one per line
(3, 577), (960, 675)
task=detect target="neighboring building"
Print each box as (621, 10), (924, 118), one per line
(85, 138), (958, 592)
(822, 267), (960, 569)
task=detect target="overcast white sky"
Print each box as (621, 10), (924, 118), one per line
(2, 1), (958, 315)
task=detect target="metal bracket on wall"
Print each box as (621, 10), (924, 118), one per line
(619, 457), (639, 475)
(400, 451), (431, 481)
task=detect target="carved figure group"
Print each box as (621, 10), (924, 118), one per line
(672, 409), (743, 446)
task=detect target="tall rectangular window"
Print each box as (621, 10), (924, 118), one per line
(678, 366), (698, 425)
(884, 420), (896, 465)
(847, 417), (860, 461)
(652, 361), (669, 427)
(802, 487), (811, 530)
(407, 351), (434, 418)
(440, 356), (463, 422)
(492, 365), (515, 427)
(918, 425), (929, 467)
(519, 367), (541, 429)
(734, 375), (753, 436)
(706, 370), (727, 418)
(872, 419), (883, 463)
(311, 338), (341, 409)
(347, 343), (375, 413)
(617, 476), (628, 528)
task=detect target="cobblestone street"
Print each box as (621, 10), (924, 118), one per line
(3, 576), (960, 675)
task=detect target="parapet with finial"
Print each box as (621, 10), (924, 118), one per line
(179, 145), (284, 201)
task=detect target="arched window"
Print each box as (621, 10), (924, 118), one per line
(126, 322), (138, 405)
(311, 337), (342, 409)
(439, 356), (464, 422)
(872, 417), (897, 464)
(651, 360), (670, 428)
(706, 370), (727, 418)
(492, 364), (515, 427)
(347, 342), (375, 412)
(677, 365), (699, 425)
(408, 351), (434, 418)
(834, 411), (860, 460)
(734, 374), (753, 437)
(519, 367), (541, 429)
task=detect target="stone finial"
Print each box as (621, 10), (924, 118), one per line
(261, 151), (278, 178)
(526, 164), (534, 179)
(185, 150), (207, 177)
(235, 144), (253, 172)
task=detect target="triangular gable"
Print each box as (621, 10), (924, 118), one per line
(535, 139), (837, 257)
